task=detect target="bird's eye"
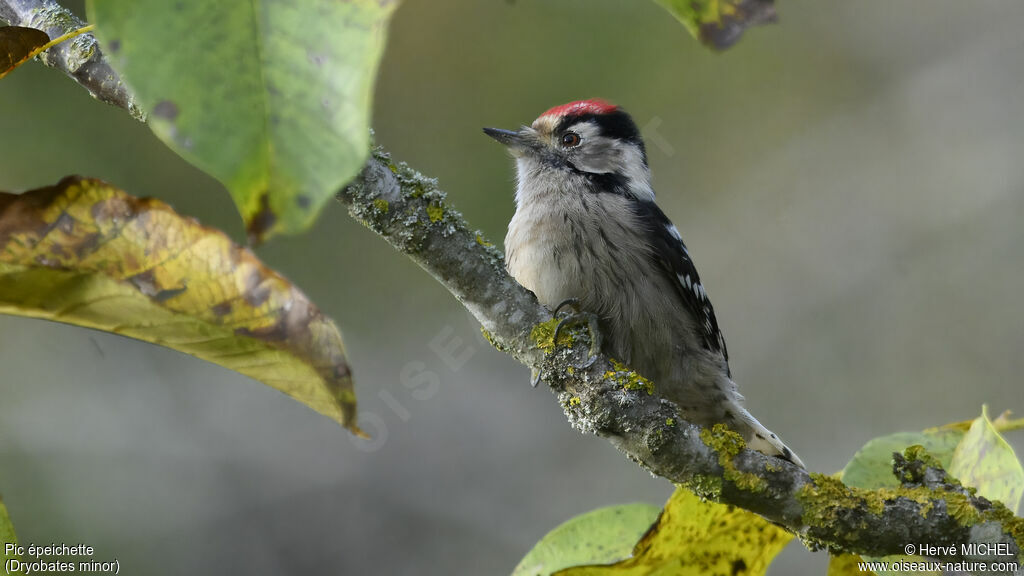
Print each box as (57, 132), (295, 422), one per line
(561, 132), (581, 148)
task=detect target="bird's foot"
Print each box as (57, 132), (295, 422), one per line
(551, 298), (603, 368)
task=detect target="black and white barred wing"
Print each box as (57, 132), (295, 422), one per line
(635, 200), (729, 363)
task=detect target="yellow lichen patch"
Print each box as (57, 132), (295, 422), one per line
(945, 493), (982, 525)
(569, 396), (581, 406)
(872, 486), (935, 518)
(425, 201), (444, 223)
(699, 424), (768, 493)
(407, 184), (426, 199)
(796, 473), (970, 538)
(684, 475), (723, 500)
(798, 473), (884, 528)
(475, 233), (494, 248)
(371, 198), (389, 213)
(604, 358), (655, 395)
(530, 317), (573, 354)
(479, 327), (506, 352)
(903, 444), (947, 475)
(0, 178), (361, 435)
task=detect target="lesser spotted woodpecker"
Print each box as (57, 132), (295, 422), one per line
(484, 99), (804, 468)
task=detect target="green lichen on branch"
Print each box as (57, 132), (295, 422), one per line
(426, 202), (445, 223)
(684, 475), (724, 500)
(604, 358), (655, 395)
(799, 473), (887, 527)
(480, 327), (505, 352)
(342, 149), (473, 255)
(898, 443), (958, 488)
(700, 423), (768, 493)
(796, 469), (1024, 558)
(530, 318), (573, 354)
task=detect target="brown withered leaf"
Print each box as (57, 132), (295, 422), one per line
(0, 177), (361, 435)
(0, 26), (50, 79)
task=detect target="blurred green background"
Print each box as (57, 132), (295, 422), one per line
(3, 1), (1024, 574)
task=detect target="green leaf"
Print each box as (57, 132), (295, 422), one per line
(1, 496), (16, 563)
(652, 0), (776, 50)
(0, 177), (361, 435)
(556, 488), (792, 576)
(512, 503), (661, 576)
(949, 406), (1024, 513)
(841, 430), (956, 576)
(86, 0), (399, 241)
(840, 430), (964, 491)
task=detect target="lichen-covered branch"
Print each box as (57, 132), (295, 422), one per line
(338, 148), (1024, 574)
(0, 0), (143, 120)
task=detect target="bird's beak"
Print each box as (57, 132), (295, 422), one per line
(483, 127), (538, 156)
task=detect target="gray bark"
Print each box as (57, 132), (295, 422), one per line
(0, 0), (143, 120)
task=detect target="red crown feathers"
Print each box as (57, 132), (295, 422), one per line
(538, 99), (618, 119)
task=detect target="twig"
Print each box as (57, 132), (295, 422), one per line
(0, 0), (143, 120)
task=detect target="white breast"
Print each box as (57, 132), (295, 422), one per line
(505, 201), (582, 309)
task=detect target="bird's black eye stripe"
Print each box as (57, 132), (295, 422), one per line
(556, 111), (642, 146)
(555, 111), (647, 166)
(561, 132), (581, 147)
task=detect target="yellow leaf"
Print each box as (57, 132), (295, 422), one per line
(949, 406), (1024, 513)
(559, 488), (792, 575)
(828, 553), (875, 576)
(0, 177), (361, 435)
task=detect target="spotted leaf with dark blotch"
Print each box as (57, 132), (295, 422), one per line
(554, 488), (793, 575)
(0, 177), (360, 435)
(86, 0), (399, 241)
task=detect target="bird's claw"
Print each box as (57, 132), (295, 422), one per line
(552, 297), (582, 319)
(552, 305), (603, 365)
(530, 298), (602, 389)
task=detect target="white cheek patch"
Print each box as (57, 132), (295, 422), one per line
(564, 122), (655, 201)
(617, 143), (654, 201)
